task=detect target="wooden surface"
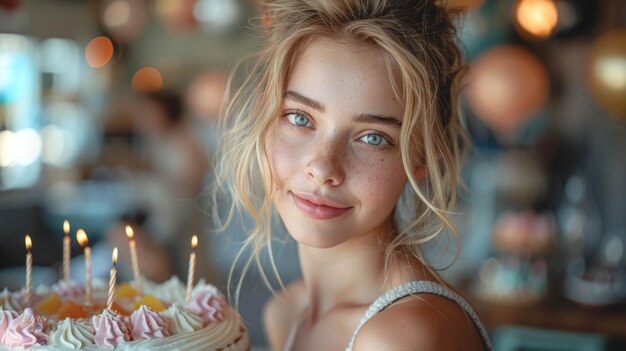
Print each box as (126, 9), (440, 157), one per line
(468, 294), (626, 340)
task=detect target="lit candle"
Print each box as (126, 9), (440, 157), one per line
(107, 247), (118, 311)
(125, 225), (142, 294)
(63, 220), (71, 282)
(76, 229), (92, 304)
(24, 234), (32, 307)
(185, 235), (198, 305)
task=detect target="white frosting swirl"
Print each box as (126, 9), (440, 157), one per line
(150, 277), (186, 305)
(49, 318), (95, 349)
(140, 278), (158, 293)
(34, 284), (51, 296)
(160, 303), (204, 335)
(0, 289), (24, 312)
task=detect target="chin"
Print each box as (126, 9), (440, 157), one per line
(284, 223), (349, 249)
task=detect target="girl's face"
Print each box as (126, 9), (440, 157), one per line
(266, 37), (408, 248)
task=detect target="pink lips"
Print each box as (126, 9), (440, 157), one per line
(291, 192), (352, 220)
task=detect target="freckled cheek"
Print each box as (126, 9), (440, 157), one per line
(354, 157), (407, 205)
(266, 136), (301, 186)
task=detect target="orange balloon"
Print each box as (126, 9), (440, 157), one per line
(587, 30), (626, 118)
(466, 45), (550, 133)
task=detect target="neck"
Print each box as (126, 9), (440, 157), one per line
(296, 222), (440, 321)
(297, 223), (414, 320)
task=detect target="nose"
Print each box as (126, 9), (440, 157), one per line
(305, 141), (345, 186)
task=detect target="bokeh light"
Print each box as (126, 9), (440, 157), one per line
(0, 130), (16, 167)
(103, 0), (131, 29)
(14, 129), (42, 166)
(101, 0), (147, 42)
(587, 30), (626, 117)
(193, 0), (240, 33)
(41, 125), (74, 167)
(131, 67), (163, 92)
(0, 129), (43, 168)
(155, 0), (197, 32)
(594, 57), (626, 92)
(516, 0), (558, 38)
(85, 36), (114, 68)
(187, 71), (226, 121)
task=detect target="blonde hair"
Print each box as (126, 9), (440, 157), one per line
(213, 0), (468, 301)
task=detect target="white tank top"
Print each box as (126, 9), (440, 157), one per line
(345, 280), (493, 350)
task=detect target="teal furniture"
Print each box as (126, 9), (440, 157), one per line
(492, 325), (607, 351)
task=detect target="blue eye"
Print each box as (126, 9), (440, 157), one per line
(360, 133), (388, 146)
(286, 113), (312, 127)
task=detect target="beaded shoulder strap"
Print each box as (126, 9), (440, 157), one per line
(345, 280), (492, 351)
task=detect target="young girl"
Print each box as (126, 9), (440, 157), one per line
(215, 0), (492, 349)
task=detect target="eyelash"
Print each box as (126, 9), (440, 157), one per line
(280, 109), (395, 149)
(282, 109), (313, 128)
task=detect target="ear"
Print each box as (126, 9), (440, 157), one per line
(414, 165), (427, 181)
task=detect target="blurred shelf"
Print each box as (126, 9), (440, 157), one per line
(469, 295), (626, 340)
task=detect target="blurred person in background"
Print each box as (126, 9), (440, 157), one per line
(106, 90), (212, 283)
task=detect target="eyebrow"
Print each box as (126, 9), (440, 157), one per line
(284, 90), (402, 128)
(354, 113), (402, 128)
(284, 91), (325, 113)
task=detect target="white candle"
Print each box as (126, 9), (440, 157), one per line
(63, 220), (71, 282)
(107, 247), (118, 311)
(125, 225), (142, 294)
(25, 235), (32, 307)
(76, 229), (92, 304)
(185, 235), (198, 305)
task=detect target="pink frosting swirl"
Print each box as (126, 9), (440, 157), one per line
(130, 305), (169, 340)
(91, 309), (131, 349)
(52, 280), (85, 299)
(3, 307), (49, 348)
(0, 308), (18, 345)
(187, 285), (226, 324)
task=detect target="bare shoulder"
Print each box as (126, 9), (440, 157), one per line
(352, 294), (484, 351)
(263, 280), (306, 350)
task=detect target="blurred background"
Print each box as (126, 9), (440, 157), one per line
(0, 0), (625, 349)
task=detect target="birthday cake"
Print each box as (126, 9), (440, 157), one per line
(0, 277), (248, 350)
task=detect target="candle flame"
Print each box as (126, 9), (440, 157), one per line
(125, 225), (134, 239)
(112, 247), (118, 266)
(25, 235), (32, 250)
(76, 229), (88, 247)
(63, 220), (70, 234)
(191, 235), (198, 249)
